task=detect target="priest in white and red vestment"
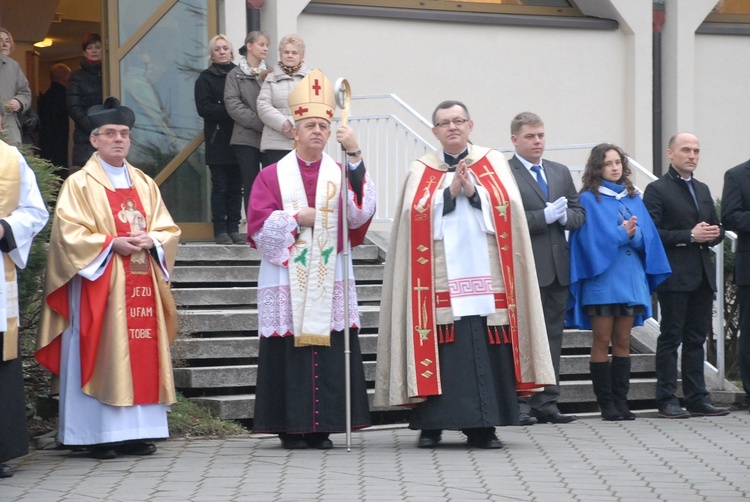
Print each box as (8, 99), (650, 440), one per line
(0, 141), (49, 478)
(36, 97), (180, 460)
(247, 69), (376, 449)
(374, 100), (555, 449)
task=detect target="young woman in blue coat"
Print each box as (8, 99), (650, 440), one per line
(567, 144), (671, 421)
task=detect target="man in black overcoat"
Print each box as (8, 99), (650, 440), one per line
(721, 157), (750, 409)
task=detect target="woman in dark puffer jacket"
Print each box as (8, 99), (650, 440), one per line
(195, 34), (242, 244)
(66, 33), (103, 167)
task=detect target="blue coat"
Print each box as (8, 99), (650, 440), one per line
(566, 180), (671, 329)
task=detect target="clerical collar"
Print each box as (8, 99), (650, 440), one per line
(443, 147), (469, 169)
(296, 154), (322, 169)
(98, 155), (131, 187)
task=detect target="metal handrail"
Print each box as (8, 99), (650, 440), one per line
(340, 93), (736, 390)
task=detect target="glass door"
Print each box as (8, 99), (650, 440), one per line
(106, 0), (218, 240)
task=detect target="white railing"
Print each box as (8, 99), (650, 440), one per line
(334, 94), (735, 389)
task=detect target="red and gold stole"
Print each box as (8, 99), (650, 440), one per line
(103, 188), (160, 404)
(409, 154), (523, 398)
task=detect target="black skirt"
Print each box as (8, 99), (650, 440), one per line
(409, 316), (519, 431)
(584, 303), (646, 317)
(253, 329), (371, 434)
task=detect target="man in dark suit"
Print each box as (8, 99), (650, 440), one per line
(38, 63), (71, 174)
(643, 132), (730, 418)
(509, 112), (585, 425)
(721, 158), (750, 409)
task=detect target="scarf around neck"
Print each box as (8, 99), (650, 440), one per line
(279, 61), (302, 76)
(239, 56), (267, 76)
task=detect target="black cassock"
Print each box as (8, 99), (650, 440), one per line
(408, 316), (520, 431)
(0, 334), (29, 464)
(253, 329), (371, 434)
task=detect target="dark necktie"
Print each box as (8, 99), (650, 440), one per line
(444, 150), (468, 171)
(531, 165), (549, 200)
(684, 179), (699, 210)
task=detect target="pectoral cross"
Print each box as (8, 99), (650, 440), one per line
(319, 181), (337, 229)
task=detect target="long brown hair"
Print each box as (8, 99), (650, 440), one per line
(581, 143), (636, 201)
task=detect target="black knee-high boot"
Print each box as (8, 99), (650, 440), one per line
(611, 356), (636, 420)
(590, 361), (624, 421)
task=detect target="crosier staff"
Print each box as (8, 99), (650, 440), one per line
(334, 78), (353, 452)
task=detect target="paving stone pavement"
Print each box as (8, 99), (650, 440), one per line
(2, 413), (750, 501)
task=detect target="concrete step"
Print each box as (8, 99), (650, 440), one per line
(171, 335), (653, 374)
(177, 305), (381, 334)
(561, 354), (654, 375)
(175, 242), (381, 263)
(558, 378), (657, 404)
(174, 357), (654, 390)
(172, 333), (379, 360)
(172, 263), (385, 284)
(173, 284), (383, 307)
(174, 360), (379, 388)
(173, 352), (653, 390)
(193, 389), (401, 420)
(190, 379), (660, 420)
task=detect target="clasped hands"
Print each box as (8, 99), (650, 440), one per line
(448, 160), (476, 200)
(543, 196), (568, 225)
(691, 221), (721, 243)
(621, 215), (638, 238)
(112, 231), (154, 256)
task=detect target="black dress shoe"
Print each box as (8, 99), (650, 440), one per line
(417, 430), (441, 448)
(280, 434), (308, 450)
(658, 403), (691, 419)
(535, 412), (577, 424)
(0, 464), (14, 478)
(687, 402), (731, 417)
(116, 442), (157, 456)
(307, 433), (333, 450)
(466, 433), (503, 449)
(518, 413), (538, 426)
(88, 446), (117, 460)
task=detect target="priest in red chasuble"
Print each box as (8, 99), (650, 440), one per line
(36, 97), (180, 460)
(374, 100), (555, 449)
(247, 69), (376, 449)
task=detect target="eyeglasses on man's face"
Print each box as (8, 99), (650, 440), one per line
(434, 118), (469, 129)
(95, 129), (131, 139)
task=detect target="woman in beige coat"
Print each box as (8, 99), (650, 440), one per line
(0, 28), (32, 145)
(256, 34), (309, 167)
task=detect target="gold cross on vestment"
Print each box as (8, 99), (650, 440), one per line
(413, 278), (431, 346)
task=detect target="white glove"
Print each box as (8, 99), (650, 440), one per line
(543, 204), (558, 224)
(545, 197), (568, 225)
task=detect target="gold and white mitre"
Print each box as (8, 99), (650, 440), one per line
(288, 68), (336, 123)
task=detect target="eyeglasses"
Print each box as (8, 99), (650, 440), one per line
(434, 118), (469, 129)
(95, 129), (131, 139)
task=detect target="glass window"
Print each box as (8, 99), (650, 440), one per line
(309, 0), (583, 16)
(118, 0), (161, 44)
(706, 0), (750, 22)
(118, 0), (209, 222)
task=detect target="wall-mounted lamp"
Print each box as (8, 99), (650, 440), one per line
(33, 38), (53, 48)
